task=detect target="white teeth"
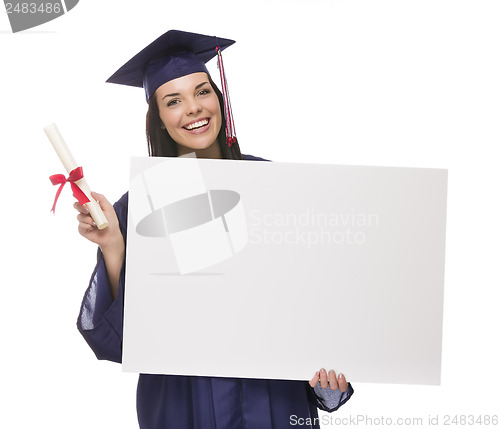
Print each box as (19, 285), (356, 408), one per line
(185, 119), (209, 130)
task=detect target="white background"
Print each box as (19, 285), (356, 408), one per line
(1, 1), (499, 428)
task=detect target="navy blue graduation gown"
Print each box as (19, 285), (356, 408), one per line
(77, 154), (354, 428)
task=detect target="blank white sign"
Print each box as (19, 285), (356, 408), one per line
(123, 157), (447, 385)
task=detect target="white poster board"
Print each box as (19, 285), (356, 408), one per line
(123, 157), (447, 385)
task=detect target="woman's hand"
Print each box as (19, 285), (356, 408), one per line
(309, 368), (348, 392)
(74, 192), (124, 300)
(74, 192), (122, 251)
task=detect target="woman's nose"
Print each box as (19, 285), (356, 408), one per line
(185, 98), (202, 115)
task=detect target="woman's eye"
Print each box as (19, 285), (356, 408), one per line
(198, 89), (210, 96)
(166, 99), (180, 107)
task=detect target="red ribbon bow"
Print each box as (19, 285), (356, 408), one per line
(49, 166), (90, 213)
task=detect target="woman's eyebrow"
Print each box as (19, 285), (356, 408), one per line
(195, 81), (209, 90)
(161, 82), (209, 100)
(162, 92), (180, 100)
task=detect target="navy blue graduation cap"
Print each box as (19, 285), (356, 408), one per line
(106, 29), (237, 146)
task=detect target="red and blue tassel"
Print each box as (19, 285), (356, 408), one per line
(216, 46), (237, 147)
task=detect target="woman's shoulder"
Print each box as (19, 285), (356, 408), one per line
(242, 154), (271, 162)
(114, 192), (129, 210)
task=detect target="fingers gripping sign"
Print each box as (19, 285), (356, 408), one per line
(309, 368), (349, 393)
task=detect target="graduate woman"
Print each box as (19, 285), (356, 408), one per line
(75, 30), (354, 429)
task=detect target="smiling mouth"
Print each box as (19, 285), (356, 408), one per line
(183, 118), (210, 131)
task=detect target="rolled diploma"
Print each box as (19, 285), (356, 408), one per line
(44, 123), (109, 230)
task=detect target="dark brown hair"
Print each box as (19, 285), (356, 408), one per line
(146, 75), (242, 159)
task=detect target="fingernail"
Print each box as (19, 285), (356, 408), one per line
(321, 368), (326, 373)
(338, 373), (344, 379)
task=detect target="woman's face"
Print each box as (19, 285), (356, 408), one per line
(155, 72), (222, 157)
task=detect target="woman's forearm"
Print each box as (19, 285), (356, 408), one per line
(100, 237), (125, 300)
(75, 192), (125, 301)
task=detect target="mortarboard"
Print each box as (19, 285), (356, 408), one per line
(106, 29), (237, 146)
